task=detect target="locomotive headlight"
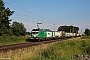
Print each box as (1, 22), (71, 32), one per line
(34, 35), (36, 37)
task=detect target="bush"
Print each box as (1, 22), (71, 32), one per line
(0, 36), (26, 45)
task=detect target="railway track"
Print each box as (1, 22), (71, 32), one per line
(0, 37), (73, 52)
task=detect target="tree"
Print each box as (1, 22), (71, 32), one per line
(11, 22), (26, 36)
(58, 25), (79, 33)
(84, 28), (90, 36)
(26, 32), (31, 35)
(0, 0), (14, 36)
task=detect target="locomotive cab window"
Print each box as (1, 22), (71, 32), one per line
(32, 32), (39, 34)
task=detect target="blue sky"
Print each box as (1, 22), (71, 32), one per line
(3, 0), (90, 33)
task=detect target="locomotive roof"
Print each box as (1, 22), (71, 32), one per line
(32, 29), (50, 31)
(42, 29), (52, 32)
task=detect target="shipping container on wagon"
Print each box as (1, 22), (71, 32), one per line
(73, 33), (77, 37)
(55, 31), (60, 37)
(65, 33), (70, 37)
(66, 33), (76, 37)
(65, 32), (68, 37)
(59, 31), (66, 38)
(77, 33), (81, 37)
(69, 33), (73, 37)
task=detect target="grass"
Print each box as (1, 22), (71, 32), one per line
(0, 43), (54, 60)
(0, 36), (90, 60)
(0, 36), (29, 46)
(33, 37), (90, 60)
(81, 36), (90, 39)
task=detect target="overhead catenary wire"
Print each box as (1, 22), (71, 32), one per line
(15, 12), (60, 27)
(12, 16), (58, 29)
(12, 17), (36, 23)
(14, 12), (52, 24)
(5, 1), (60, 26)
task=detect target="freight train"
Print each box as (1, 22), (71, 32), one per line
(30, 28), (81, 41)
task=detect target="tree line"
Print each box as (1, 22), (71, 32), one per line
(58, 25), (79, 33)
(84, 28), (90, 36)
(58, 25), (90, 36)
(0, 0), (26, 36)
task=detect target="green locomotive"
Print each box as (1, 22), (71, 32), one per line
(31, 29), (55, 40)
